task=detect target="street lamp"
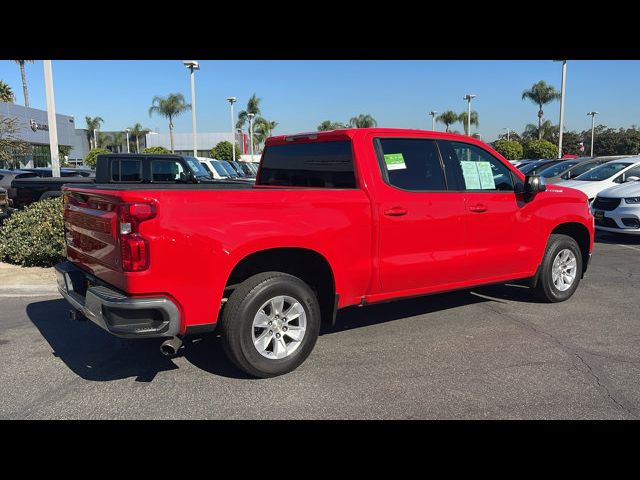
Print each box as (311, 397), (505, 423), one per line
(227, 97), (237, 162)
(183, 60), (200, 156)
(429, 111), (438, 131)
(124, 128), (130, 153)
(43, 60), (60, 177)
(248, 113), (255, 159)
(502, 127), (511, 141)
(587, 111), (599, 157)
(463, 94), (476, 136)
(555, 60), (567, 158)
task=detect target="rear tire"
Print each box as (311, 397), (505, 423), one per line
(219, 272), (321, 378)
(533, 234), (583, 302)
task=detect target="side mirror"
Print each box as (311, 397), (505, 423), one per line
(524, 175), (546, 199)
(625, 176), (640, 183)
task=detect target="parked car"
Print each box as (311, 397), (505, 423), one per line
(236, 161), (256, 177)
(198, 157), (228, 180)
(0, 187), (12, 224)
(539, 157), (612, 184)
(519, 159), (564, 176)
(11, 154), (226, 209)
(221, 161), (254, 182)
(55, 128), (594, 378)
(558, 157), (640, 203)
(0, 169), (39, 205)
(590, 181), (640, 235)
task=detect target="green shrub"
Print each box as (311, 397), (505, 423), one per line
(0, 197), (65, 267)
(493, 140), (523, 160)
(84, 147), (110, 168)
(210, 141), (241, 162)
(523, 139), (557, 159)
(143, 146), (170, 154)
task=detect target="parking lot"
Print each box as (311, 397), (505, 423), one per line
(0, 230), (639, 419)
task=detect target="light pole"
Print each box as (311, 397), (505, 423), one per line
(125, 128), (130, 153)
(429, 111), (438, 131)
(237, 128), (244, 155)
(556, 60), (567, 158)
(227, 97), (237, 162)
(587, 111), (599, 157)
(183, 60), (200, 156)
(463, 94), (476, 136)
(248, 113), (255, 159)
(43, 60), (60, 177)
(502, 127), (511, 141)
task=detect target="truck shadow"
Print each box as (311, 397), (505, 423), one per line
(27, 283), (539, 381)
(594, 230), (640, 245)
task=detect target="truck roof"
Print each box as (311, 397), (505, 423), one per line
(267, 128), (489, 146)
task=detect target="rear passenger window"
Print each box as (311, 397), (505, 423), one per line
(258, 141), (355, 188)
(447, 142), (514, 191)
(377, 138), (447, 191)
(151, 160), (187, 182)
(111, 159), (142, 182)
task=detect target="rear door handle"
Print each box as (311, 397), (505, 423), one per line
(384, 207), (408, 217)
(469, 204), (488, 213)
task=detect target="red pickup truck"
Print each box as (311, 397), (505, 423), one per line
(56, 129), (594, 377)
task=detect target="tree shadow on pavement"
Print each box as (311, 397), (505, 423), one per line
(26, 284), (542, 381)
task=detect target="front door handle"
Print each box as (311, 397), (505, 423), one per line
(384, 207), (408, 216)
(469, 203), (488, 213)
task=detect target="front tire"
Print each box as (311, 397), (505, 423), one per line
(533, 234), (583, 302)
(219, 272), (321, 378)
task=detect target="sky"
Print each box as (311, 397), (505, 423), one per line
(0, 60), (638, 142)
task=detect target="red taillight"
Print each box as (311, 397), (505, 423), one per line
(118, 202), (156, 272)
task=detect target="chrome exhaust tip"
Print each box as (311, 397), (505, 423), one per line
(160, 336), (182, 356)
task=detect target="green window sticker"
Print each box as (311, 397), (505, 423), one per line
(384, 153), (406, 170)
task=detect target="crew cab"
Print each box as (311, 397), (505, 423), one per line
(55, 129), (594, 377)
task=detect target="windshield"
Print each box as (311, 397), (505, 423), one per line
(210, 160), (229, 177)
(520, 161), (555, 175)
(574, 162), (633, 181)
(219, 161), (238, 177)
(183, 157), (211, 178)
(230, 162), (247, 177)
(565, 160), (606, 179)
(540, 160), (578, 178)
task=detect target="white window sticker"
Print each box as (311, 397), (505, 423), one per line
(460, 161), (481, 189)
(384, 153), (407, 170)
(476, 161), (496, 189)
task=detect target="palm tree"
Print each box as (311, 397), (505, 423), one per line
(148, 93), (191, 152)
(436, 111), (459, 132)
(458, 111), (479, 135)
(85, 116), (104, 149)
(253, 118), (278, 151)
(11, 60), (34, 108)
(521, 80), (561, 140)
(129, 122), (150, 153)
(0, 81), (15, 103)
(348, 114), (377, 128)
(236, 94), (262, 130)
(522, 120), (556, 142)
(318, 120), (347, 131)
(101, 132), (125, 152)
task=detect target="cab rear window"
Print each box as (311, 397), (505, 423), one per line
(257, 141), (356, 188)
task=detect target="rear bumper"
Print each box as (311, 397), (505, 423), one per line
(55, 261), (181, 338)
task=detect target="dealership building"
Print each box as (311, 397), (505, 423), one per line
(0, 101), (90, 168)
(144, 131), (237, 157)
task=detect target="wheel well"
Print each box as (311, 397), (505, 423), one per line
(551, 222), (590, 273)
(225, 248), (336, 324)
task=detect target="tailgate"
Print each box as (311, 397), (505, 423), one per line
(63, 189), (122, 283)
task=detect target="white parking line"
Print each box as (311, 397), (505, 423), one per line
(615, 244), (640, 252)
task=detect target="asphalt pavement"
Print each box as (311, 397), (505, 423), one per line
(1, 231), (639, 419)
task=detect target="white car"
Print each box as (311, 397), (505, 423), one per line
(591, 181), (640, 235)
(198, 157), (230, 180)
(558, 157), (640, 202)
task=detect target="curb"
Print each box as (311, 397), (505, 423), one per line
(0, 284), (61, 297)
